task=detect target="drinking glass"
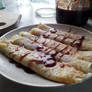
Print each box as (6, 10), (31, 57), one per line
(0, 0), (5, 10)
(31, 0), (56, 18)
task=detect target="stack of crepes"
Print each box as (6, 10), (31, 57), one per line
(0, 24), (92, 84)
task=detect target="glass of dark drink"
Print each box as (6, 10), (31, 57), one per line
(89, 0), (92, 18)
(56, 0), (90, 26)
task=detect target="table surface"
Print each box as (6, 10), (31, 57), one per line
(0, 0), (92, 92)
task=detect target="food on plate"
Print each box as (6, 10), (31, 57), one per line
(0, 24), (92, 85)
(0, 37), (86, 84)
(11, 33), (92, 73)
(37, 24), (92, 41)
(36, 24), (92, 50)
(19, 32), (77, 55)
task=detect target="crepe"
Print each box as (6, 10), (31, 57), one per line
(37, 24), (92, 41)
(10, 35), (65, 61)
(0, 37), (86, 84)
(37, 24), (92, 50)
(19, 32), (77, 56)
(18, 32), (92, 73)
(76, 51), (92, 62)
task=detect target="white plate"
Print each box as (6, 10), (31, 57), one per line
(0, 24), (92, 87)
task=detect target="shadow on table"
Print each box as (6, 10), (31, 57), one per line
(0, 74), (92, 92)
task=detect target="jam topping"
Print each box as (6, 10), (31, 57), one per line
(61, 36), (68, 42)
(60, 45), (69, 52)
(34, 37), (39, 43)
(60, 63), (65, 68)
(8, 46), (56, 68)
(51, 51), (59, 57)
(20, 52), (31, 61)
(8, 47), (22, 56)
(36, 45), (44, 51)
(43, 31), (48, 38)
(38, 52), (56, 67)
(43, 34), (48, 38)
(31, 52), (56, 67)
(49, 28), (57, 33)
(44, 33), (50, 38)
(42, 28), (57, 39)
(71, 36), (85, 49)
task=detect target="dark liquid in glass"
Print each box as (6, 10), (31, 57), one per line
(56, 7), (90, 26)
(89, 2), (92, 18)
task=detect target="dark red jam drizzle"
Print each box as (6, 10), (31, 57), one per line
(31, 31), (76, 65)
(43, 28), (57, 39)
(71, 36), (85, 49)
(30, 37), (57, 67)
(65, 47), (72, 55)
(46, 49), (52, 54)
(30, 52), (56, 67)
(59, 54), (64, 59)
(45, 48), (49, 52)
(46, 33), (50, 38)
(43, 31), (48, 38)
(34, 37), (39, 43)
(50, 51), (58, 57)
(39, 37), (73, 60)
(45, 60), (56, 67)
(32, 52), (56, 67)
(60, 63), (65, 68)
(54, 43), (61, 49)
(49, 28), (57, 33)
(58, 46), (73, 61)
(8, 47), (19, 55)
(35, 27), (78, 62)
(59, 47), (74, 61)
(43, 27), (72, 44)
(33, 54), (56, 67)
(8, 47), (56, 68)
(36, 45), (44, 51)
(61, 34), (69, 43)
(20, 52), (31, 61)
(60, 45), (69, 52)
(9, 59), (35, 74)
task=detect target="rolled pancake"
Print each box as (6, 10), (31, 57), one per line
(37, 24), (92, 41)
(76, 51), (92, 62)
(0, 38), (86, 84)
(19, 32), (77, 55)
(19, 32), (92, 73)
(30, 27), (92, 51)
(10, 34), (65, 62)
